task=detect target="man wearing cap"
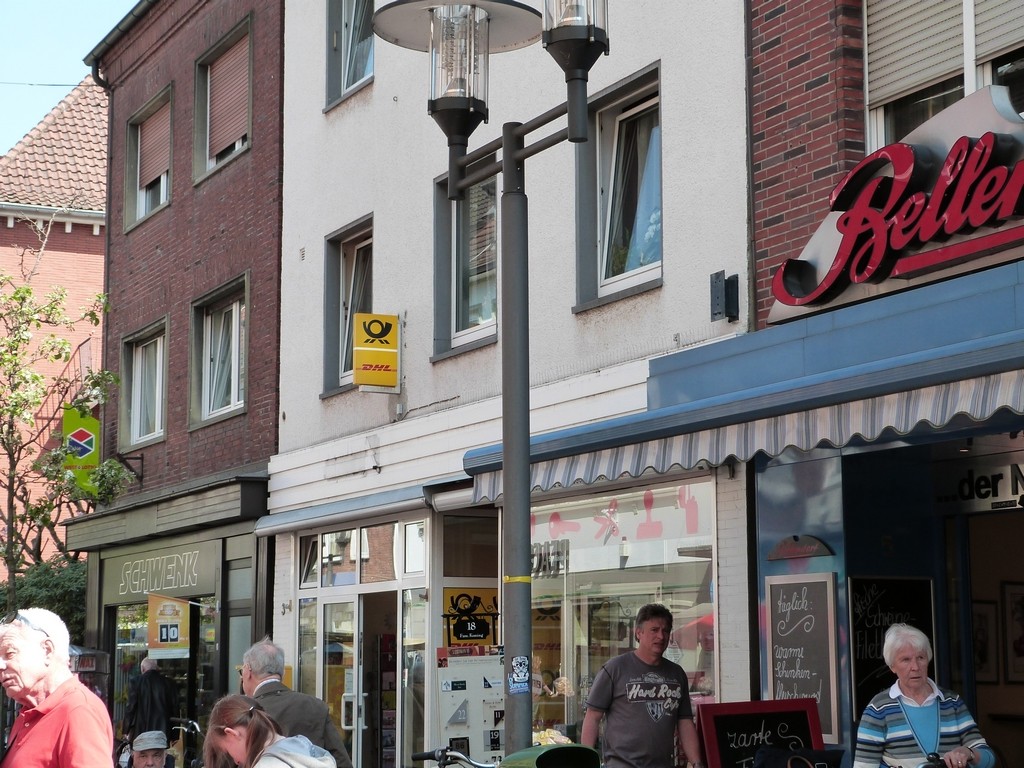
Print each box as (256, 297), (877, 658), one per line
(0, 608), (113, 767)
(132, 731), (171, 768)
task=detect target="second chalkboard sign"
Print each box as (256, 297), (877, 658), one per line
(764, 573), (839, 742)
(697, 699), (824, 768)
(848, 576), (935, 717)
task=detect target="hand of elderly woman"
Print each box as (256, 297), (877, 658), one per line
(943, 746), (974, 767)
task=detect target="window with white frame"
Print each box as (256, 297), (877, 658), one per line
(195, 25), (250, 177)
(598, 90), (662, 295)
(432, 159), (499, 357)
(125, 94), (171, 227)
(121, 324), (167, 447)
(326, 0), (374, 104)
(454, 176), (497, 341)
(573, 67), (661, 310)
(204, 298), (246, 416)
(324, 220), (373, 391)
(598, 91), (663, 294)
(192, 280), (247, 423)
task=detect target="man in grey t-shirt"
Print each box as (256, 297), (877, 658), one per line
(581, 603), (705, 768)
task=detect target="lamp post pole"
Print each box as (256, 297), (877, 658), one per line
(372, 1), (608, 754)
(499, 118), (533, 752)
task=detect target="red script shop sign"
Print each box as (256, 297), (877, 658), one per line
(769, 87), (1024, 323)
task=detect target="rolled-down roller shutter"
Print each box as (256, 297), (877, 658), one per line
(866, 0), (962, 106)
(138, 101), (170, 187)
(208, 35), (249, 160)
(976, 0), (1024, 63)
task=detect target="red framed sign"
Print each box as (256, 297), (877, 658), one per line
(697, 698), (823, 768)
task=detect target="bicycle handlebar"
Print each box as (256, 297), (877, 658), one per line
(411, 751), (444, 762)
(170, 717), (204, 735)
(411, 747), (497, 768)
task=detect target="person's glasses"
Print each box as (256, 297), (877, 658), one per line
(236, 664), (245, 676)
(1, 611), (50, 637)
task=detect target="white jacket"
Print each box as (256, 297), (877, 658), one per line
(256, 735), (337, 768)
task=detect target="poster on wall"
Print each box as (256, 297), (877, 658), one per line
(765, 573), (839, 742)
(848, 576), (934, 714)
(436, 646), (506, 764)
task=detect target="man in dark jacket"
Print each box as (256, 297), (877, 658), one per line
(241, 638), (353, 768)
(124, 656), (180, 742)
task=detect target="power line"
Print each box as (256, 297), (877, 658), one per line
(0, 81), (80, 88)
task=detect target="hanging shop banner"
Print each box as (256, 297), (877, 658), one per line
(352, 313), (400, 389)
(443, 587), (499, 647)
(62, 406), (100, 494)
(147, 593), (190, 659)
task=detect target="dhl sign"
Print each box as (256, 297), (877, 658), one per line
(353, 313), (400, 390)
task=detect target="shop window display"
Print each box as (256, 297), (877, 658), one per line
(529, 478), (717, 742)
(112, 598), (217, 740)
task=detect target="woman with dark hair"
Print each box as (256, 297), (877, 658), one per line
(853, 624), (995, 768)
(204, 694), (336, 768)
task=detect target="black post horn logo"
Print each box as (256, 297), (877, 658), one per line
(362, 318), (393, 344)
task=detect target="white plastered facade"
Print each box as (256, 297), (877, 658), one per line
(271, 0), (753, 711)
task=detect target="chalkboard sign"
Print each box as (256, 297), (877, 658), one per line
(848, 576), (934, 716)
(765, 573), (838, 742)
(697, 699), (823, 768)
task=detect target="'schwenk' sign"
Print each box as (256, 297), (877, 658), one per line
(770, 86), (1024, 322)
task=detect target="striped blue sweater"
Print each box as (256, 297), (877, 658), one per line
(853, 683), (994, 768)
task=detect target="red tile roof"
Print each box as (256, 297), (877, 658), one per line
(0, 75), (108, 213)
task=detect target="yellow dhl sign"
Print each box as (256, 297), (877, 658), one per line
(353, 313), (400, 388)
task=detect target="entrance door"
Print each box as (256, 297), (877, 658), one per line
(324, 601), (358, 765)
(324, 592), (399, 768)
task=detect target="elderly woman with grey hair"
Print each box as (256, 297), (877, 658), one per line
(853, 623), (995, 768)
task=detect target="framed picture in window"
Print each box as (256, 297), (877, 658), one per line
(971, 601), (998, 684)
(1002, 582), (1024, 683)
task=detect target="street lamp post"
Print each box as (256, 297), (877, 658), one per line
(372, 0), (608, 754)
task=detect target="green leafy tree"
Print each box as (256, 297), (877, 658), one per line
(6, 556), (88, 643)
(0, 207), (133, 611)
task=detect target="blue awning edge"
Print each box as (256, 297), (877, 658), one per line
(257, 485), (428, 536)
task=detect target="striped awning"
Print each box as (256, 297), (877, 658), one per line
(471, 368), (1024, 503)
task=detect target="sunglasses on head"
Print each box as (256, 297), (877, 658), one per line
(1, 611), (50, 637)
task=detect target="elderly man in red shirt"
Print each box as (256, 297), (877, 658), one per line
(0, 608), (113, 767)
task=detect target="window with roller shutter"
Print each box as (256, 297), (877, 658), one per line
(125, 90), (172, 229)
(865, 0), (1024, 147)
(194, 22), (251, 178)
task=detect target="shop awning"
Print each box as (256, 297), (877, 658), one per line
(256, 485), (428, 536)
(470, 368), (1024, 503)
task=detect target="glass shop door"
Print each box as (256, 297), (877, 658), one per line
(324, 592), (400, 768)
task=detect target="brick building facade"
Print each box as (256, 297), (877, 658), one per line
(750, 1), (866, 324)
(66, 0), (283, 731)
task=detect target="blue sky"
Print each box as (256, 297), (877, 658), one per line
(0, 1), (138, 154)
